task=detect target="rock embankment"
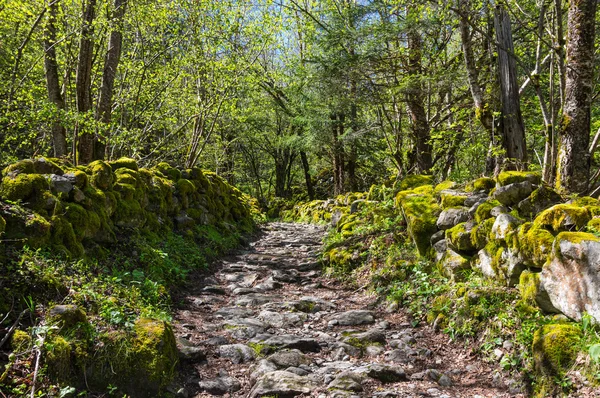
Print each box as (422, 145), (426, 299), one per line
(174, 223), (518, 397)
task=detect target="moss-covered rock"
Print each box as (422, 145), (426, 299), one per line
(519, 270), (558, 313)
(474, 200), (501, 224)
(131, 318), (178, 392)
(396, 185), (441, 256)
(434, 180), (456, 193)
(532, 324), (581, 376)
(88, 161), (114, 190)
(533, 204), (591, 232)
(446, 222), (475, 252)
(517, 185), (562, 218)
(496, 170), (541, 187)
(156, 162), (181, 182)
(395, 174), (434, 191)
(11, 329), (31, 352)
(110, 157), (139, 172)
(438, 249), (471, 281)
(470, 217), (494, 250)
(513, 223), (555, 268)
(440, 192), (467, 209)
(48, 305), (88, 328)
(466, 177), (495, 193)
(0, 173), (50, 206)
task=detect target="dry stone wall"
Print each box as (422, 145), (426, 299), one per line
(0, 157), (254, 258)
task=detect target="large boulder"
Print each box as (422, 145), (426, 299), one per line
(248, 371), (319, 398)
(540, 232), (600, 323)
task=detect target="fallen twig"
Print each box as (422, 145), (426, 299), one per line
(0, 309), (28, 350)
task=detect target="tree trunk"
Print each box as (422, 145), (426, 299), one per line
(405, 11), (432, 174)
(300, 151), (315, 200)
(494, 6), (527, 168)
(331, 113), (345, 195)
(458, 0), (494, 134)
(44, 0), (67, 157)
(76, 0), (97, 165)
(95, 0), (127, 160)
(556, 0), (597, 193)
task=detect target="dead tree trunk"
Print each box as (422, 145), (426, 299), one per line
(494, 6), (527, 169)
(300, 151), (315, 200)
(556, 0), (597, 193)
(44, 0), (67, 157)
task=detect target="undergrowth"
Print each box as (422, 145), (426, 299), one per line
(0, 222), (247, 396)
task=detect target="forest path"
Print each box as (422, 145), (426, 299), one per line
(173, 222), (519, 398)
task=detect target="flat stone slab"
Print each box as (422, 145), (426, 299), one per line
(250, 334), (321, 353)
(248, 371), (319, 398)
(329, 310), (375, 326)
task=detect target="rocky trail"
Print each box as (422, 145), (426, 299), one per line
(172, 223), (521, 398)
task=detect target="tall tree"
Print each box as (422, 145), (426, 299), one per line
(75, 0), (97, 165)
(44, 0), (67, 157)
(494, 6), (527, 169)
(556, 0), (597, 192)
(96, 0), (128, 160)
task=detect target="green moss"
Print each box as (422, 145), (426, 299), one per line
(555, 231), (600, 245)
(434, 180), (456, 193)
(0, 173), (50, 204)
(474, 200), (500, 224)
(50, 215), (84, 257)
(470, 218), (494, 250)
(534, 204), (591, 232)
(496, 170), (541, 186)
(466, 177), (496, 192)
(65, 169), (88, 188)
(396, 174), (434, 191)
(396, 186), (440, 256)
(88, 161), (114, 190)
(11, 329), (31, 352)
(156, 162), (181, 182)
(45, 335), (72, 381)
(586, 217), (600, 233)
(110, 157), (139, 172)
(571, 196), (599, 207)
(114, 197), (146, 229)
(441, 193), (467, 209)
(176, 179), (196, 195)
(2, 159), (35, 175)
(515, 223), (555, 268)
(519, 270), (542, 306)
(532, 324), (581, 376)
(446, 222), (475, 252)
(115, 168), (140, 186)
(132, 318), (178, 389)
(64, 203), (100, 239)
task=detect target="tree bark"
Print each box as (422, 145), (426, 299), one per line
(405, 9), (432, 174)
(556, 0), (597, 193)
(300, 151), (315, 200)
(76, 0), (97, 165)
(494, 6), (527, 168)
(95, 0), (127, 160)
(44, 0), (67, 157)
(332, 113), (345, 195)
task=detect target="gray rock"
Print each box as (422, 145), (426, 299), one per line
(491, 213), (521, 242)
(473, 247), (498, 279)
(328, 371), (364, 392)
(214, 307), (254, 319)
(267, 349), (310, 368)
(258, 310), (307, 328)
(251, 334), (321, 353)
(493, 181), (534, 206)
(198, 376), (241, 395)
(342, 328), (386, 346)
(433, 239), (448, 262)
(49, 174), (73, 194)
(385, 346), (417, 363)
(436, 207), (470, 230)
(329, 310), (375, 326)
(430, 230), (445, 245)
(175, 214), (195, 230)
(439, 249), (471, 281)
(235, 293), (283, 307)
(249, 371), (319, 398)
(426, 369), (453, 387)
(517, 186), (562, 217)
(176, 338), (206, 361)
(490, 205), (509, 217)
(202, 285), (227, 295)
(255, 276), (282, 291)
(218, 344), (256, 364)
(363, 363), (406, 383)
(48, 305), (87, 327)
(71, 186), (86, 203)
(365, 345), (384, 356)
(285, 366), (310, 376)
(250, 359), (279, 383)
(465, 193), (489, 207)
(541, 234), (600, 323)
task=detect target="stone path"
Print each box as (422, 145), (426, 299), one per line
(173, 223), (521, 397)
